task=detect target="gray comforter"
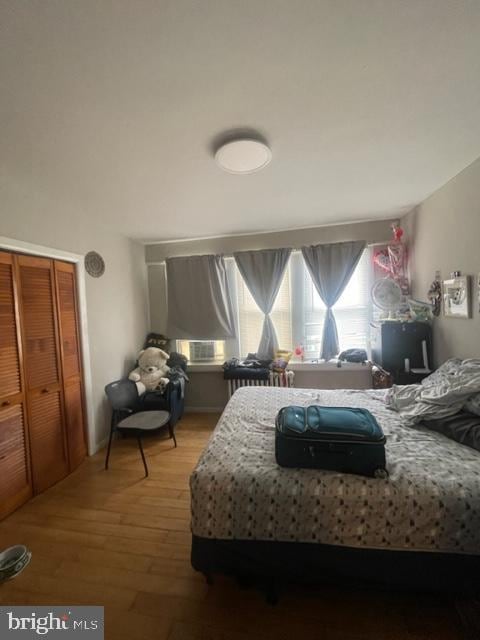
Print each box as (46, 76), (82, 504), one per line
(190, 386), (480, 554)
(386, 358), (480, 424)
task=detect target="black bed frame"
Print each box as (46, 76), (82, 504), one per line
(191, 535), (480, 596)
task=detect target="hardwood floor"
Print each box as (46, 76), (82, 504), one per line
(0, 413), (465, 640)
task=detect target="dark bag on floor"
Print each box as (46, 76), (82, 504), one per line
(275, 405), (387, 478)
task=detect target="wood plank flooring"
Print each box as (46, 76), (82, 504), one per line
(0, 413), (465, 640)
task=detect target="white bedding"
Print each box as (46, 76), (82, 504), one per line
(190, 386), (480, 554)
(386, 358), (480, 424)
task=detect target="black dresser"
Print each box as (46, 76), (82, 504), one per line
(371, 321), (433, 385)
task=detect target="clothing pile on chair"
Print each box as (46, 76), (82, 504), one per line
(166, 351), (189, 383)
(223, 355), (272, 380)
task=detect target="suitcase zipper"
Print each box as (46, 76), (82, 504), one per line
(282, 434), (386, 445)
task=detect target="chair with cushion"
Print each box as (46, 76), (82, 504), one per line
(104, 378), (178, 477)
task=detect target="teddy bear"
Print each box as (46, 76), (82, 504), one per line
(128, 347), (170, 396)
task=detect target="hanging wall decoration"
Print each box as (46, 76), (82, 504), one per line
(371, 223), (410, 319)
(84, 251), (105, 278)
(443, 275), (471, 319)
(391, 222), (404, 242)
(373, 224), (409, 291)
(387, 243), (409, 294)
(373, 248), (391, 274)
(427, 272), (442, 317)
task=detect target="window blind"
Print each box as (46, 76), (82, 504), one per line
(236, 263), (292, 356)
(300, 248), (372, 358)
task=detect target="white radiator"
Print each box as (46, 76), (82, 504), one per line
(227, 370), (295, 399)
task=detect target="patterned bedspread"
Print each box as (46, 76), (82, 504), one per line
(190, 387), (480, 554)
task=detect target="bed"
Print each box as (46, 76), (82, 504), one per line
(190, 386), (480, 591)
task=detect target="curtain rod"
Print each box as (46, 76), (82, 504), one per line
(146, 242), (385, 266)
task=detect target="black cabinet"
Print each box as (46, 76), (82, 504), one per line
(371, 322), (433, 385)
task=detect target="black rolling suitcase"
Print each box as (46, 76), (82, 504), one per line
(275, 405), (387, 478)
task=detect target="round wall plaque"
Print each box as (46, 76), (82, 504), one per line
(84, 251), (105, 278)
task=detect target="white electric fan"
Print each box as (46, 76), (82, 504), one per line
(371, 277), (402, 319)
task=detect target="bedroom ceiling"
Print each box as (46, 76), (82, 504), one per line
(1, 0), (480, 242)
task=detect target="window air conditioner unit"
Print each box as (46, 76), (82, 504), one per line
(189, 341), (216, 362)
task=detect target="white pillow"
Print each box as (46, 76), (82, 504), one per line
(421, 358), (462, 387)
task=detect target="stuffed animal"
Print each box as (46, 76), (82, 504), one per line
(128, 347), (170, 396)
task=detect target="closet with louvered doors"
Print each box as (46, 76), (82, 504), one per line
(54, 260), (87, 471)
(17, 254), (70, 493)
(0, 252), (32, 519)
(0, 250), (87, 517)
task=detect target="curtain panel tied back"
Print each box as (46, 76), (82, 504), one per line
(301, 240), (366, 361)
(234, 247), (291, 359)
(166, 254), (236, 340)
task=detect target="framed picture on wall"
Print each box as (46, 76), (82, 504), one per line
(443, 276), (471, 318)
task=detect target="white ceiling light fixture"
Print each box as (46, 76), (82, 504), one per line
(215, 138), (272, 174)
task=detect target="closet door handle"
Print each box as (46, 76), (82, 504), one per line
(41, 388), (49, 394)
(1, 400), (10, 407)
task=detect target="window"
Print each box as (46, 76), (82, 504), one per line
(175, 258), (237, 363)
(292, 249), (372, 359)
(235, 263), (292, 356)
(177, 339), (225, 363)
(175, 249), (372, 362)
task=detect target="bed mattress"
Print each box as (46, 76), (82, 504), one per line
(190, 386), (480, 554)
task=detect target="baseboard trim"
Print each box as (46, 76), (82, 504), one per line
(91, 435), (108, 455)
(185, 406), (224, 413)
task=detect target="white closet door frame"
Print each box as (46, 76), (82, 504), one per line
(0, 236), (95, 456)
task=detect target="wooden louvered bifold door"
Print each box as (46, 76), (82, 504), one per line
(0, 252), (32, 518)
(54, 261), (87, 471)
(17, 255), (69, 494)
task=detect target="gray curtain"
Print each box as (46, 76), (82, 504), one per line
(301, 240), (366, 361)
(166, 254), (236, 339)
(234, 248), (291, 359)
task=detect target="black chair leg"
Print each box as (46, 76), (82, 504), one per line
(105, 426), (115, 470)
(137, 433), (149, 477)
(168, 422), (177, 448)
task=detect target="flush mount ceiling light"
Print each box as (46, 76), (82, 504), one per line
(215, 139), (272, 174)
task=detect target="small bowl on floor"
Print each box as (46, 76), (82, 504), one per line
(0, 545), (31, 582)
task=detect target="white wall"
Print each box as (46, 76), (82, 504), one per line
(402, 156), (480, 365)
(1, 173), (149, 450)
(145, 218), (396, 262)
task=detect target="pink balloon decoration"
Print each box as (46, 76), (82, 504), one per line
(373, 250), (391, 272)
(391, 224), (404, 242)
